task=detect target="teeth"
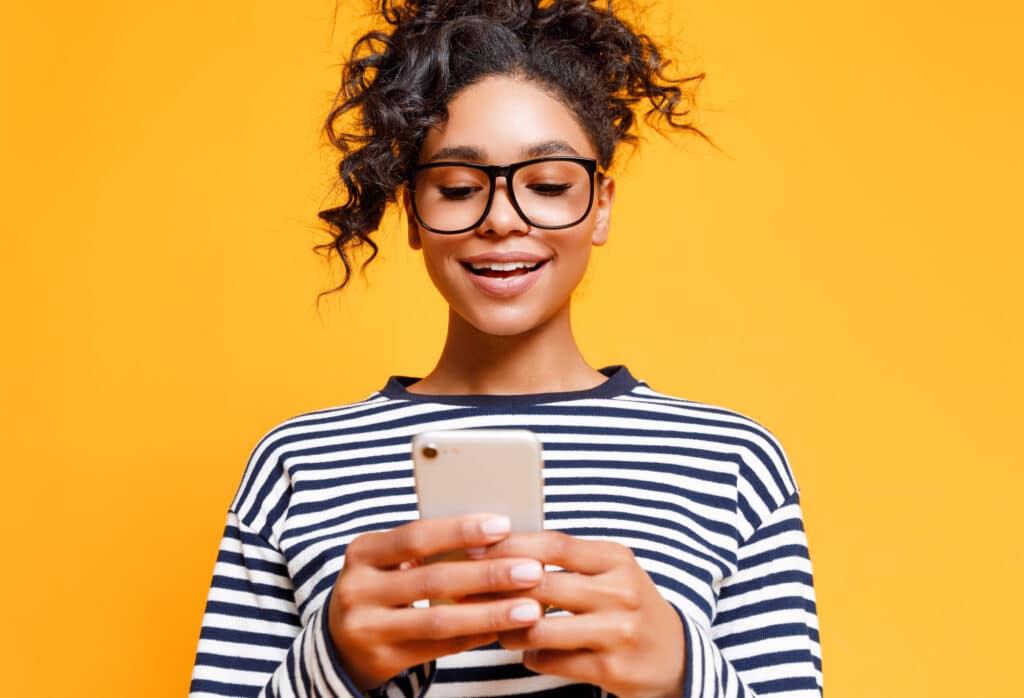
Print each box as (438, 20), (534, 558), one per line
(469, 261), (536, 271)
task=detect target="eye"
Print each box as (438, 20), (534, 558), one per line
(439, 185), (482, 200)
(526, 182), (572, 196)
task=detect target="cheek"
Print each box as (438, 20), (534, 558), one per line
(422, 251), (451, 287)
(555, 235), (597, 281)
(419, 243), (464, 297)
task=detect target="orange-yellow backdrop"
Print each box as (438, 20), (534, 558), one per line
(3, 1), (1021, 695)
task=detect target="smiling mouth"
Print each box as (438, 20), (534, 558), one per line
(461, 260), (548, 278)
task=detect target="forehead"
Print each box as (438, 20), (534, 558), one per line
(418, 75), (597, 163)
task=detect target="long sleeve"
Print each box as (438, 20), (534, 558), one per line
(189, 511), (435, 697)
(676, 490), (823, 698)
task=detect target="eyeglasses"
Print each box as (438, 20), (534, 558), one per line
(407, 156), (600, 234)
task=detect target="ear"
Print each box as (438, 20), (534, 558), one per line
(591, 176), (615, 247)
(403, 188), (422, 250)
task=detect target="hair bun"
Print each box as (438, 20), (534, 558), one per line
(382, 0), (534, 24)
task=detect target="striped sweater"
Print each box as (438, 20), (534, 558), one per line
(189, 365), (823, 697)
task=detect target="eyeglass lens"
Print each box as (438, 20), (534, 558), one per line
(412, 160), (592, 232)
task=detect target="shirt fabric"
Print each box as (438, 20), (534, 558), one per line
(189, 365), (823, 697)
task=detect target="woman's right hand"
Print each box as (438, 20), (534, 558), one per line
(326, 513), (545, 691)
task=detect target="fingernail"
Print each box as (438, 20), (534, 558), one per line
(510, 602), (540, 623)
(480, 516), (510, 536)
(510, 560), (542, 583)
(465, 547), (486, 558)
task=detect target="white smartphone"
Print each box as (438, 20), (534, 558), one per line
(411, 428), (545, 603)
(412, 428), (545, 532)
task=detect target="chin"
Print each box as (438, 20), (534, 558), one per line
(458, 304), (561, 338)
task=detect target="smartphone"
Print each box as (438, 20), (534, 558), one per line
(412, 428), (544, 532)
(411, 428), (545, 602)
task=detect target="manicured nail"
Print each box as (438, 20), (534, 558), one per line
(510, 602), (540, 623)
(480, 516), (511, 536)
(510, 560), (542, 583)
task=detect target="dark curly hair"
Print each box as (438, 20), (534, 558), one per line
(315, 0), (705, 299)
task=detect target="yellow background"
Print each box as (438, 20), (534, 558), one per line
(3, 1), (1021, 695)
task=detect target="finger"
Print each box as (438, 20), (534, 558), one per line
(483, 531), (634, 575)
(377, 598), (543, 641)
(345, 514), (512, 568)
(458, 573), (592, 612)
(522, 648), (608, 685)
(513, 568), (642, 614)
(393, 632), (500, 668)
(498, 612), (630, 651)
(370, 558), (544, 606)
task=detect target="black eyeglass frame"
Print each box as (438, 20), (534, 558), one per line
(407, 155), (601, 234)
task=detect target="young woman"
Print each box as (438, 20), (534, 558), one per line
(189, 2), (822, 697)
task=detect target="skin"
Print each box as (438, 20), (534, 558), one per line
(327, 75), (686, 698)
(404, 75), (614, 396)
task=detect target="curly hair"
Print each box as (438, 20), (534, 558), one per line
(315, 0), (705, 299)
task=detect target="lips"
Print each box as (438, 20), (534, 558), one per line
(458, 252), (550, 297)
(461, 260), (546, 278)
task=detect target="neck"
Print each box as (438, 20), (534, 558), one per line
(409, 305), (606, 395)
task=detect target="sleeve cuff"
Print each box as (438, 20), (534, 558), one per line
(314, 587), (367, 696)
(672, 605), (716, 698)
(317, 588), (436, 698)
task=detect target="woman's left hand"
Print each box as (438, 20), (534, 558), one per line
(476, 531), (686, 698)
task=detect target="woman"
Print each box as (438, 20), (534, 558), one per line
(189, 2), (822, 697)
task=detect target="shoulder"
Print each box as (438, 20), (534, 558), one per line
(228, 391), (412, 537)
(617, 381), (800, 533)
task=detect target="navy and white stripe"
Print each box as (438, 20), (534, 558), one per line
(190, 366), (823, 697)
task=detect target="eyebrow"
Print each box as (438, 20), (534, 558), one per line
(523, 140), (582, 158)
(427, 145), (486, 163)
(424, 140), (583, 163)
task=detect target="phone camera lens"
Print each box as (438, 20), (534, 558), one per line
(422, 445), (438, 459)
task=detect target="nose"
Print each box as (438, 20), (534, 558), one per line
(479, 178), (530, 237)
